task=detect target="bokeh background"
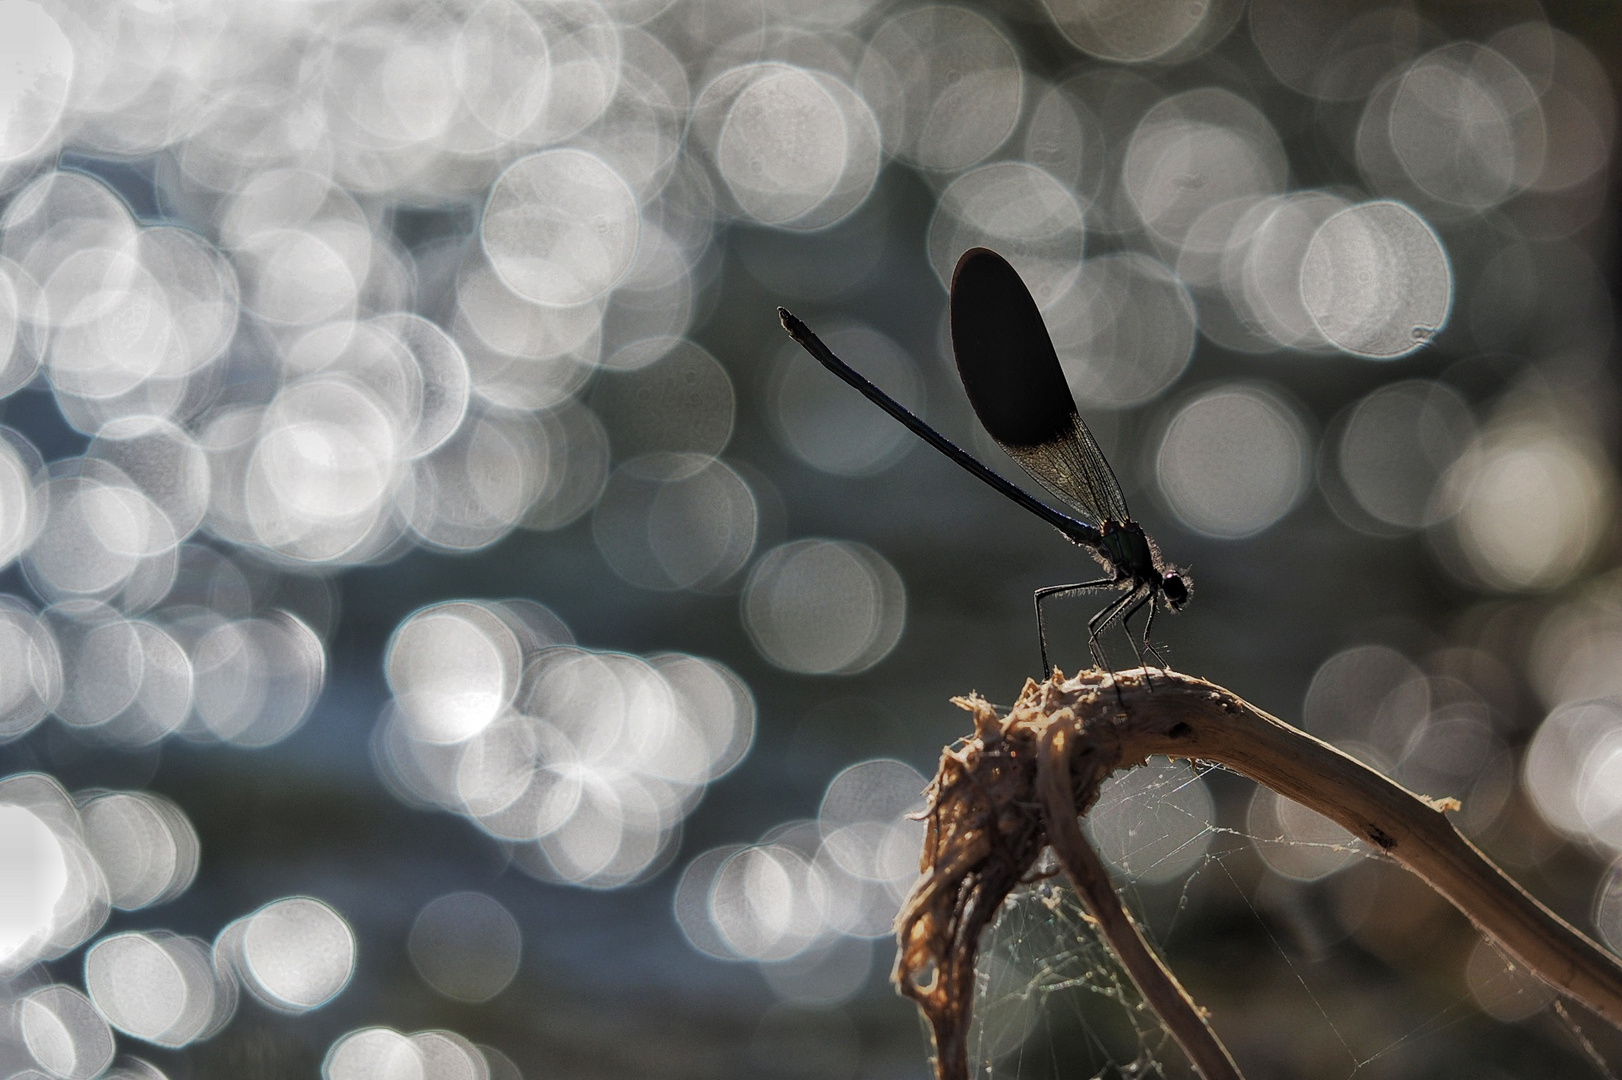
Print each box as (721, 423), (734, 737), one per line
(0, 0), (1620, 1076)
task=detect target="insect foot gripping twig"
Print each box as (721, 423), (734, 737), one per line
(892, 667), (1622, 1080)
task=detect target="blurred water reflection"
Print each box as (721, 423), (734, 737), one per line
(674, 758), (924, 1005)
(408, 891), (522, 1005)
(0, 0), (1615, 1075)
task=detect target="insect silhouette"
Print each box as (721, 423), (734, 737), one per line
(777, 247), (1189, 677)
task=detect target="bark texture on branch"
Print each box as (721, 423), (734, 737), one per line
(893, 668), (1622, 1080)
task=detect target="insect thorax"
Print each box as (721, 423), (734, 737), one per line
(1100, 520), (1157, 579)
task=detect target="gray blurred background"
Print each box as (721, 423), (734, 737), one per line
(0, 0), (1619, 1077)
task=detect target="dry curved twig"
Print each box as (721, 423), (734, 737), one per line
(894, 668), (1622, 1080)
(1037, 715), (1242, 1080)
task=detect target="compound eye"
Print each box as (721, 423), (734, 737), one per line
(1162, 572), (1189, 607)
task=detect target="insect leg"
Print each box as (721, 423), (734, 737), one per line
(1086, 586), (1144, 674)
(1117, 591), (1162, 690)
(1140, 599), (1169, 671)
(1033, 577), (1118, 677)
(1117, 592), (1152, 668)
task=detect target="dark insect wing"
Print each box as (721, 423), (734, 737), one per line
(1014, 414), (1132, 527)
(949, 248), (1131, 526)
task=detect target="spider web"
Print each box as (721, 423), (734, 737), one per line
(958, 759), (1617, 1080)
